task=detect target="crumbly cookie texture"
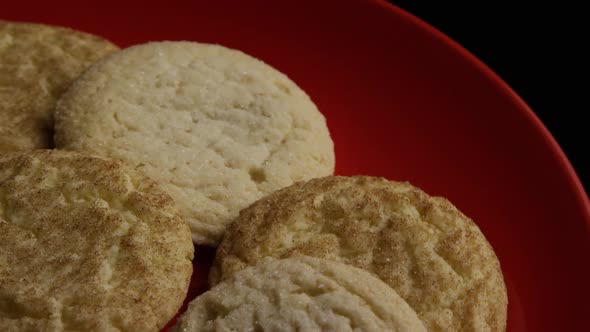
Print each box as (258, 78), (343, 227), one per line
(211, 176), (507, 331)
(54, 41), (335, 245)
(173, 256), (426, 332)
(0, 20), (118, 151)
(0, 150), (194, 332)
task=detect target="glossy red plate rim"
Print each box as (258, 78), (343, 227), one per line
(373, 0), (590, 225)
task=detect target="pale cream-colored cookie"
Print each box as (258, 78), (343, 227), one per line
(173, 256), (426, 332)
(211, 176), (508, 331)
(0, 21), (118, 151)
(0, 150), (193, 332)
(54, 41), (335, 246)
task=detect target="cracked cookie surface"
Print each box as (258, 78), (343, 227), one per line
(211, 176), (507, 331)
(54, 41), (335, 245)
(0, 150), (193, 332)
(0, 20), (118, 151)
(174, 256), (426, 332)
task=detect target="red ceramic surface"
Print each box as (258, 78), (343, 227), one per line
(3, 1), (589, 331)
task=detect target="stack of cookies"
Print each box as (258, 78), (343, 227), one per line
(1, 21), (507, 332)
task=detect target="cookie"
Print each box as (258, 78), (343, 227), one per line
(0, 150), (193, 331)
(173, 256), (426, 332)
(211, 176), (508, 331)
(54, 41), (335, 246)
(0, 20), (118, 151)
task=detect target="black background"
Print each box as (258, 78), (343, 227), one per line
(389, 1), (588, 194)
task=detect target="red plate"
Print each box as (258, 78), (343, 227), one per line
(3, 1), (589, 331)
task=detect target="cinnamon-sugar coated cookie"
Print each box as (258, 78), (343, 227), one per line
(0, 21), (118, 151)
(211, 176), (508, 331)
(0, 150), (193, 331)
(54, 41), (335, 245)
(174, 256), (426, 332)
